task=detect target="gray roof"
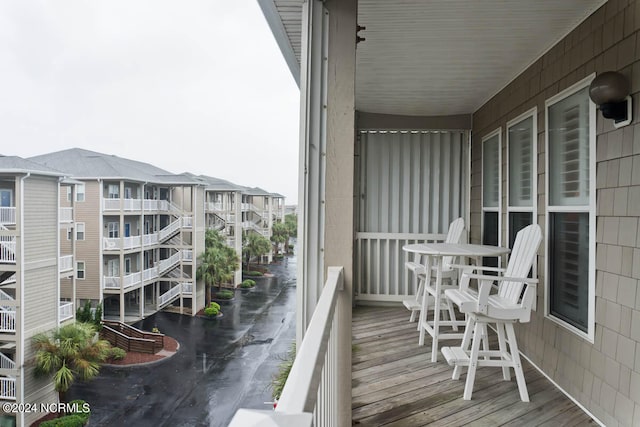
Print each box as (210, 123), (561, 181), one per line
(186, 174), (246, 192)
(244, 186), (272, 196)
(29, 148), (200, 185)
(0, 155), (66, 177)
(271, 192), (285, 198)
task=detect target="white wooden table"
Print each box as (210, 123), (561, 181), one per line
(402, 243), (510, 362)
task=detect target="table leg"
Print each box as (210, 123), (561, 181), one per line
(431, 256), (443, 363)
(418, 255), (432, 346)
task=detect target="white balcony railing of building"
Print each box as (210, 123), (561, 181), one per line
(59, 207), (73, 223)
(229, 266), (349, 427)
(143, 233), (159, 246)
(355, 232), (448, 303)
(0, 207), (16, 225)
(0, 310), (16, 333)
(0, 377), (16, 401)
(156, 249), (192, 276)
(206, 201), (224, 212)
(158, 217), (192, 242)
(103, 272), (142, 290)
(59, 255), (74, 273)
(158, 284), (182, 308)
(0, 353), (15, 371)
(102, 198), (144, 211)
(0, 237), (16, 263)
(102, 199), (120, 211)
(59, 301), (74, 322)
(103, 235), (143, 251)
(143, 266), (159, 282)
(182, 282), (193, 294)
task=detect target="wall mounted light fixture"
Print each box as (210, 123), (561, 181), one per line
(588, 71), (632, 128)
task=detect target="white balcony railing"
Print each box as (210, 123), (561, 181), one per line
(143, 233), (159, 246)
(355, 232), (448, 303)
(0, 237), (16, 263)
(143, 267), (159, 282)
(102, 199), (120, 211)
(59, 301), (74, 322)
(0, 310), (16, 333)
(102, 198), (143, 211)
(103, 272), (142, 290)
(158, 285), (182, 308)
(182, 283), (193, 294)
(0, 207), (16, 225)
(59, 255), (73, 273)
(0, 353), (15, 371)
(206, 202), (224, 212)
(59, 207), (73, 223)
(103, 236), (142, 251)
(229, 267), (349, 427)
(0, 377), (16, 400)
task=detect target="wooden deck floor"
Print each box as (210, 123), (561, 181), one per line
(352, 306), (597, 426)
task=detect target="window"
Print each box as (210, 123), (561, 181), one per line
(66, 186), (72, 202)
(545, 76), (595, 340)
(108, 184), (119, 199)
(124, 258), (131, 274)
(107, 222), (119, 238)
(507, 109), (537, 248)
(482, 129), (501, 267)
(124, 187), (132, 199)
(76, 184), (85, 202)
(67, 227), (72, 240)
(76, 261), (85, 279)
(76, 223), (85, 240)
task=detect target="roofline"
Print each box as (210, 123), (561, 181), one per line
(257, 0), (300, 87)
(0, 169), (65, 178)
(59, 176), (203, 185)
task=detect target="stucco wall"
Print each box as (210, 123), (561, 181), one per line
(471, 1), (640, 425)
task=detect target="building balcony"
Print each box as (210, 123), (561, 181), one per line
(59, 255), (74, 274)
(103, 271), (142, 290)
(0, 377), (15, 401)
(0, 310), (16, 333)
(103, 236), (143, 251)
(0, 207), (15, 226)
(59, 301), (74, 322)
(59, 207), (73, 223)
(0, 237), (16, 264)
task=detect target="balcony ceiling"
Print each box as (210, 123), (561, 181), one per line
(264, 0), (605, 116)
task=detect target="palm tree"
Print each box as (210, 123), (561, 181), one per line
(197, 229), (240, 304)
(243, 232), (271, 269)
(33, 322), (110, 402)
(270, 222), (288, 256)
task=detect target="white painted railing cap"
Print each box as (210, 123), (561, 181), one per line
(228, 409), (312, 427)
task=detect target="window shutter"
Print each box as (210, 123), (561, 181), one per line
(508, 116), (533, 207)
(483, 135), (500, 208)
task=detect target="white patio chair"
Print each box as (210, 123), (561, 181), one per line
(441, 223), (541, 402)
(403, 217), (465, 326)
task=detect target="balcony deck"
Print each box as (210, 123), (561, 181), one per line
(352, 306), (597, 426)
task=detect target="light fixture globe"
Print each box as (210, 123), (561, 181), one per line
(589, 71), (630, 104)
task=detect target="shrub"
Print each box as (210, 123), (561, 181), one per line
(204, 302), (221, 317)
(241, 279), (256, 288)
(40, 400), (90, 426)
(76, 301), (92, 323)
(215, 290), (234, 300)
(243, 270), (263, 277)
(271, 342), (296, 400)
(107, 347), (126, 360)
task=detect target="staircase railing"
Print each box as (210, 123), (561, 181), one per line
(158, 285), (182, 308)
(0, 352), (15, 370)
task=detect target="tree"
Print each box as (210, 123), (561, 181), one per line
(197, 229), (240, 304)
(243, 232), (271, 269)
(270, 222), (288, 256)
(284, 214), (297, 254)
(33, 322), (110, 402)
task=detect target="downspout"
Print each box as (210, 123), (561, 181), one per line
(56, 178), (62, 325)
(18, 172), (30, 422)
(98, 179), (103, 310)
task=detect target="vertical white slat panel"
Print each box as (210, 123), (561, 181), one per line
(451, 133), (462, 218)
(441, 133), (451, 227)
(432, 132), (441, 232)
(401, 135), (411, 232)
(380, 137), (390, 232)
(390, 133), (400, 232)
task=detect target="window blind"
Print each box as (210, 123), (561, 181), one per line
(508, 116), (533, 207)
(483, 134), (500, 208)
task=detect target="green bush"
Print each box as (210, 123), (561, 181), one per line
(107, 347), (126, 360)
(272, 342), (296, 400)
(40, 400), (90, 426)
(76, 301), (92, 323)
(243, 270), (263, 277)
(215, 290), (234, 300)
(241, 279), (256, 288)
(204, 301), (221, 317)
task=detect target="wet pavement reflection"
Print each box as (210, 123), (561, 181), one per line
(68, 254), (297, 426)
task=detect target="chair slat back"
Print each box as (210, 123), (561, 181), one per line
(498, 224), (542, 303)
(442, 217), (465, 267)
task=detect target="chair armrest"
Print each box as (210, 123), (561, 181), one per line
(448, 264), (507, 273)
(465, 273), (538, 284)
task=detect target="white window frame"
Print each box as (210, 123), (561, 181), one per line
(76, 184), (85, 202)
(544, 74), (596, 342)
(124, 258), (131, 274)
(66, 186), (72, 202)
(76, 223), (85, 241)
(506, 108), (538, 248)
(76, 261), (85, 280)
(124, 187), (132, 199)
(481, 128), (502, 247)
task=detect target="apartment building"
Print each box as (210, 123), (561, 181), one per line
(196, 174), (245, 285)
(0, 156), (75, 427)
(30, 149), (206, 323)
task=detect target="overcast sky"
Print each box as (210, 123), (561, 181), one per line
(0, 1), (300, 203)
